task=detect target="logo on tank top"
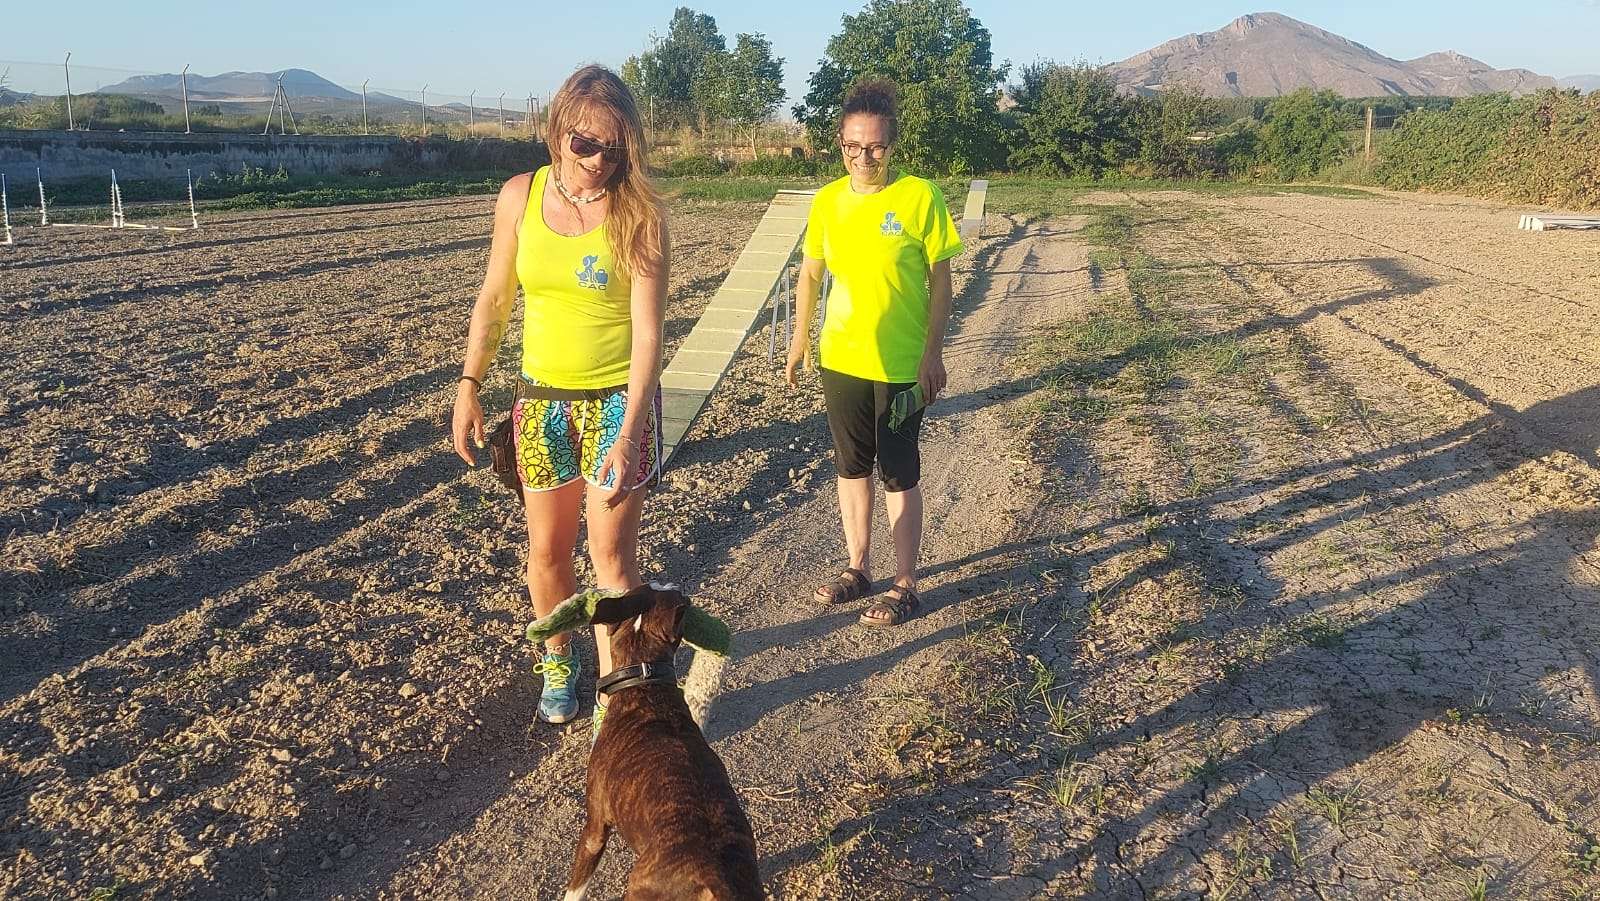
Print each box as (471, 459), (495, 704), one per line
(880, 212), (904, 236)
(576, 254), (609, 289)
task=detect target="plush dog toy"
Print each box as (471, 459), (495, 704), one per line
(525, 583), (732, 727)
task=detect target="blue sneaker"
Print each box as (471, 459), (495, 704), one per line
(533, 649), (580, 724)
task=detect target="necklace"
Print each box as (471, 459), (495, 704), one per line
(553, 167), (608, 205)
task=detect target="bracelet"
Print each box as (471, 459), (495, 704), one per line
(459, 375), (482, 391)
(616, 435), (638, 449)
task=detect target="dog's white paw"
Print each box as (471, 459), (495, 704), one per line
(563, 881), (590, 901)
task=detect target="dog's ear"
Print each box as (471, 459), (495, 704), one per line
(525, 590), (607, 644)
(681, 606), (732, 657)
(590, 587), (655, 628)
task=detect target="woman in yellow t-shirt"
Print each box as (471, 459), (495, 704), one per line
(786, 79), (964, 628)
(451, 65), (670, 731)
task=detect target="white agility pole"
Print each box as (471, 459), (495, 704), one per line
(44, 169), (200, 233)
(37, 168), (49, 226)
(2, 173), (13, 245)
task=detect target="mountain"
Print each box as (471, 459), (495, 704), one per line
(1109, 12), (1557, 97)
(101, 68), (359, 102)
(1559, 74), (1600, 92)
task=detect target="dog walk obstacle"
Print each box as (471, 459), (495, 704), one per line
(34, 168), (200, 234)
(658, 189), (816, 466)
(959, 178), (988, 243)
(1518, 213), (1600, 231)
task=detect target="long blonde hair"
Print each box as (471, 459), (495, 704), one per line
(545, 65), (665, 280)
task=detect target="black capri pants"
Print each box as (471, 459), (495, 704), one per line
(820, 367), (926, 493)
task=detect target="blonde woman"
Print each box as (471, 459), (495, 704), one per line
(452, 65), (670, 733)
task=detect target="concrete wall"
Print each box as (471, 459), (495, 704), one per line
(0, 130), (548, 185)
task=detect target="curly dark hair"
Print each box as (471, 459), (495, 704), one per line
(841, 78), (899, 143)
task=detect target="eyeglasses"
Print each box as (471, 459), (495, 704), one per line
(568, 130), (626, 163)
(841, 140), (891, 160)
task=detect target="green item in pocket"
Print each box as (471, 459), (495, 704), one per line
(888, 383), (926, 433)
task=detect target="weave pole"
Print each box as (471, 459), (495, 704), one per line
(2, 173), (12, 245)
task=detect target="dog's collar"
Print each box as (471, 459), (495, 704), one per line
(596, 657), (677, 696)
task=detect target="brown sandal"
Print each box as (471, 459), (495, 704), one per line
(859, 585), (920, 628)
(814, 568), (872, 605)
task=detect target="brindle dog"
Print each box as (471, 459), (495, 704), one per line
(563, 586), (760, 901)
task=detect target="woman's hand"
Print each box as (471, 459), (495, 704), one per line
(452, 381), (486, 467)
(785, 332), (810, 387)
(918, 352), (948, 404)
(597, 434), (642, 508)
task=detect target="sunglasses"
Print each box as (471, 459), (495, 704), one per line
(568, 130), (626, 163)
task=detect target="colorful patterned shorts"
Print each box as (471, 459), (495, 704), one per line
(511, 377), (662, 492)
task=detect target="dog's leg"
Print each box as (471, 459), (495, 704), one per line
(564, 813), (611, 901)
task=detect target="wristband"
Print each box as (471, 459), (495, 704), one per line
(459, 375), (482, 391)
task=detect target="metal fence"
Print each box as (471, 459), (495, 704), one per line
(0, 57), (552, 138)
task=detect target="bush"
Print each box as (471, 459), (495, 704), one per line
(1375, 90), (1599, 208)
(1006, 62), (1132, 177)
(1259, 89), (1355, 180)
(656, 154), (733, 177)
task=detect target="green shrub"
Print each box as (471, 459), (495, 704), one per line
(1375, 90), (1599, 208)
(1007, 62), (1133, 177)
(1259, 89), (1355, 180)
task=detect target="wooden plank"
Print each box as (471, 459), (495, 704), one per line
(656, 188), (815, 468)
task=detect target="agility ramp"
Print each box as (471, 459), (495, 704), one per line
(959, 179), (988, 243)
(658, 189), (815, 466)
(1518, 214), (1600, 231)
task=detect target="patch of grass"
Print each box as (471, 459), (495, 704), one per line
(985, 176), (1377, 216)
(657, 175), (826, 202)
(1290, 613), (1347, 650)
(1306, 781), (1365, 830)
(85, 879), (129, 901)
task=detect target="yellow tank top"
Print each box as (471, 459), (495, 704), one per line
(517, 166), (633, 389)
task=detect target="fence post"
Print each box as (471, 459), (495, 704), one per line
(181, 64), (191, 133)
(63, 52), (74, 130)
(361, 79), (369, 135)
(420, 85), (428, 135)
(1364, 106), (1374, 162)
(469, 91), (476, 132)
(499, 93), (506, 134)
(527, 95), (534, 138)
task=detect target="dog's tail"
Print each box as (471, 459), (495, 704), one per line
(683, 649), (729, 729)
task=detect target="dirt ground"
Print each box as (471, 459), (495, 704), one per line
(2, 185), (1599, 900)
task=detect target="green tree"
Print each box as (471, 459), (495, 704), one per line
(796, 0), (1007, 174)
(622, 7), (727, 129)
(695, 33), (786, 152)
(1006, 62), (1132, 177)
(1258, 89), (1354, 180)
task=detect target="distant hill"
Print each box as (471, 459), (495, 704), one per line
(1110, 12), (1557, 97)
(91, 68), (477, 121)
(1559, 74), (1600, 92)
(102, 68), (358, 102)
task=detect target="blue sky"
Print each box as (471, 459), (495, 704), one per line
(4, 1), (1597, 105)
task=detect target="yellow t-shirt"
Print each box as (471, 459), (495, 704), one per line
(516, 166), (633, 389)
(802, 171), (964, 383)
